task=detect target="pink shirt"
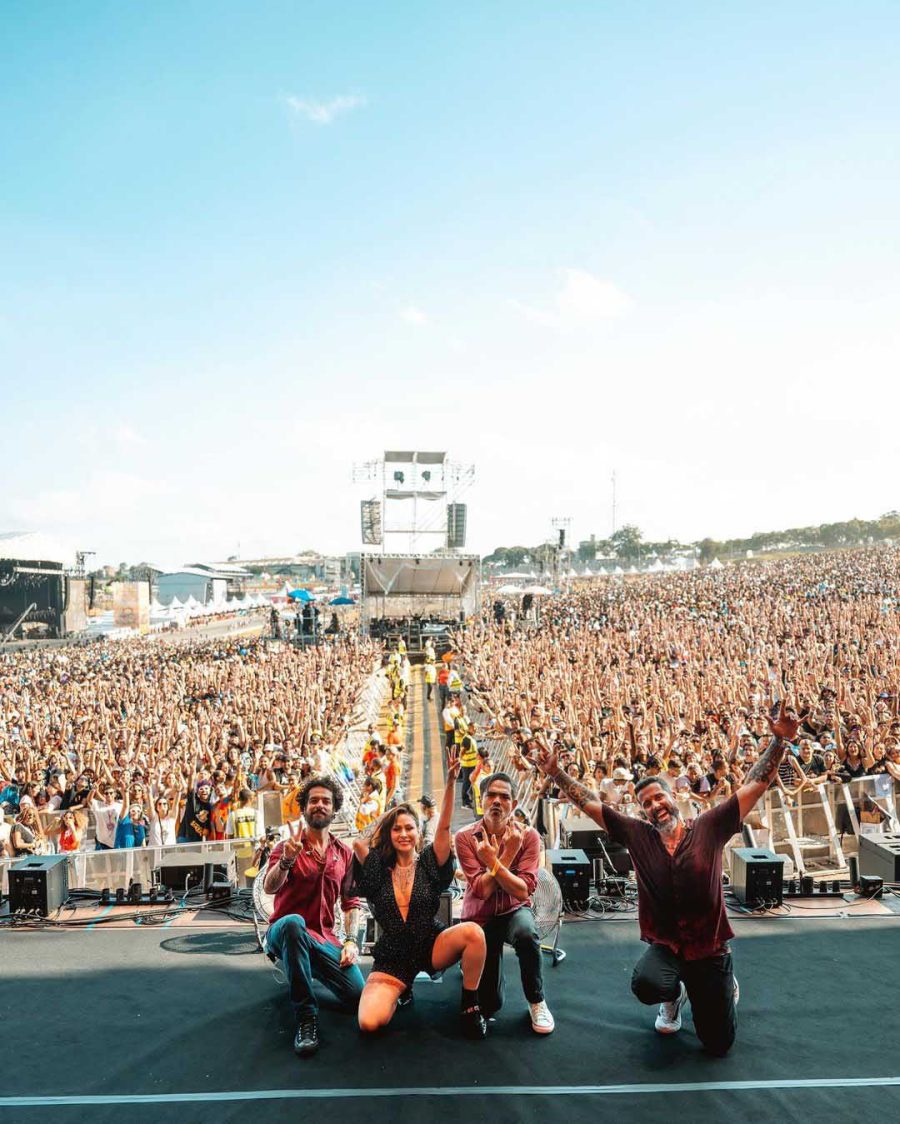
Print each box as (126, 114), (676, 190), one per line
(456, 819), (540, 923)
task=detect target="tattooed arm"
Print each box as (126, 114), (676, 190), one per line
(736, 700), (802, 819)
(536, 742), (607, 829)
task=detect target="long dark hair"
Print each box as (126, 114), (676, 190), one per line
(369, 802), (422, 867)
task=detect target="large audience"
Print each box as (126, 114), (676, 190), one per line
(2, 548), (899, 861)
(461, 548), (900, 812)
(0, 633), (380, 857)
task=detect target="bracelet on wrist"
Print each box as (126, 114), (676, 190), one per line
(490, 860), (500, 877)
(343, 937), (358, 947)
(278, 857), (293, 871)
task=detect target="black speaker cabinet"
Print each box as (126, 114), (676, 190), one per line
(858, 832), (900, 884)
(730, 847), (785, 906)
(547, 848), (591, 901)
(9, 854), (69, 916)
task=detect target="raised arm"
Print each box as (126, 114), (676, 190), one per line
(432, 746), (460, 867)
(736, 700), (802, 819)
(536, 740), (607, 829)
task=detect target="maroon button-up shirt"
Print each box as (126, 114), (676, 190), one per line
(456, 819), (540, 923)
(267, 833), (360, 947)
(603, 795), (741, 961)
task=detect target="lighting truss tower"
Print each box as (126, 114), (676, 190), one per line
(352, 451), (475, 554)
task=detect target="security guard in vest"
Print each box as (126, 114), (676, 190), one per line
(458, 726), (479, 809)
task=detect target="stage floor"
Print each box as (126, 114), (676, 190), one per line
(1, 916), (898, 1123)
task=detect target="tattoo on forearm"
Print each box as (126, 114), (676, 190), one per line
(746, 738), (786, 786)
(552, 770), (596, 813)
(343, 908), (360, 937)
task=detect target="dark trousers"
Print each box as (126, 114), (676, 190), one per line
(439, 683), (449, 708)
(478, 907), (544, 1018)
(460, 764), (475, 807)
(267, 913), (364, 1020)
(426, 681), (434, 699)
(631, 943), (736, 1056)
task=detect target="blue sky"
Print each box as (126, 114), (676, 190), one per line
(2, 2), (899, 565)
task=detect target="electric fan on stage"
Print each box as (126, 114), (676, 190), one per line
(533, 867), (566, 964)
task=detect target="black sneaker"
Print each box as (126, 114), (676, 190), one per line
(398, 987), (414, 1008)
(294, 1014), (320, 1056)
(460, 1005), (488, 1040)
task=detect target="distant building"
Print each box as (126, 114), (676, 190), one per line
(156, 562), (251, 607)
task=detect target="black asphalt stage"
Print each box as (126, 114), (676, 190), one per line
(1, 917), (898, 1124)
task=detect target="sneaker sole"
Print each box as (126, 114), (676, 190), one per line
(531, 1022), (555, 1034)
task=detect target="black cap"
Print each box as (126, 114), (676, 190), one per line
(417, 794), (436, 809)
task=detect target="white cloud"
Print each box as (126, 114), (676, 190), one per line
(400, 304), (429, 326)
(512, 268), (633, 327)
(283, 93), (367, 125)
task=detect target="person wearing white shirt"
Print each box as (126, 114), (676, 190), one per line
(90, 784), (122, 851)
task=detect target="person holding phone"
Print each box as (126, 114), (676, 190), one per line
(537, 700), (803, 1056)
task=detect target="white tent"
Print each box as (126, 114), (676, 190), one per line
(168, 595), (184, 610)
(496, 583), (524, 595)
(522, 584), (553, 596)
(708, 557), (724, 569)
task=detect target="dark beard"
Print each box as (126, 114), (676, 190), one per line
(306, 810), (334, 830)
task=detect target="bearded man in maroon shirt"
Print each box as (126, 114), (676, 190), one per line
(264, 776), (363, 1057)
(538, 701), (801, 1056)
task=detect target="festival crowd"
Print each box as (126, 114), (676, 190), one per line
(461, 548), (900, 815)
(0, 634), (380, 858)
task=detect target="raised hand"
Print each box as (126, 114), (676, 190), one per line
(535, 737), (560, 778)
(767, 698), (801, 743)
(280, 819), (302, 864)
(446, 745), (461, 783)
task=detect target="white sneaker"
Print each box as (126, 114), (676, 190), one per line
(529, 1000), (555, 1035)
(655, 981), (687, 1034)
(733, 977), (740, 1006)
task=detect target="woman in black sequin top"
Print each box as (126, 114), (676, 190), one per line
(353, 748), (488, 1038)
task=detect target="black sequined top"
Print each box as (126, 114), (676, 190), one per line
(354, 844), (455, 987)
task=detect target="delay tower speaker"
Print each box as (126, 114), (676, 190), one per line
(446, 503), (467, 548)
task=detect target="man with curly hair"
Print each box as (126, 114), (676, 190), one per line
(264, 775), (363, 1056)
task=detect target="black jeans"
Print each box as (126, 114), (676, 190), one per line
(460, 764), (475, 807)
(478, 907), (544, 1018)
(631, 943), (736, 1056)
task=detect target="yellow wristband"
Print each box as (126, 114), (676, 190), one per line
(490, 861), (500, 877)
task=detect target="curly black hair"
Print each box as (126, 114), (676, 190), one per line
(298, 775), (344, 814)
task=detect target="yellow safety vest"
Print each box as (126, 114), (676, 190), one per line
(460, 735), (478, 767)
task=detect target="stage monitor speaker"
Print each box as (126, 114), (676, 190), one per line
(8, 854), (69, 916)
(360, 500), (383, 546)
(547, 848), (591, 902)
(858, 832), (900, 884)
(157, 852), (237, 893)
(730, 847), (785, 906)
(446, 503), (467, 548)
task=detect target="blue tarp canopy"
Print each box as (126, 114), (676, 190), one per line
(288, 589), (316, 601)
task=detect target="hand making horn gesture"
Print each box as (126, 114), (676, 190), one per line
(767, 697), (802, 743)
(534, 732), (559, 777)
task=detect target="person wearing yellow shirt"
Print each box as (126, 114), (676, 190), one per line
(355, 776), (382, 832)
